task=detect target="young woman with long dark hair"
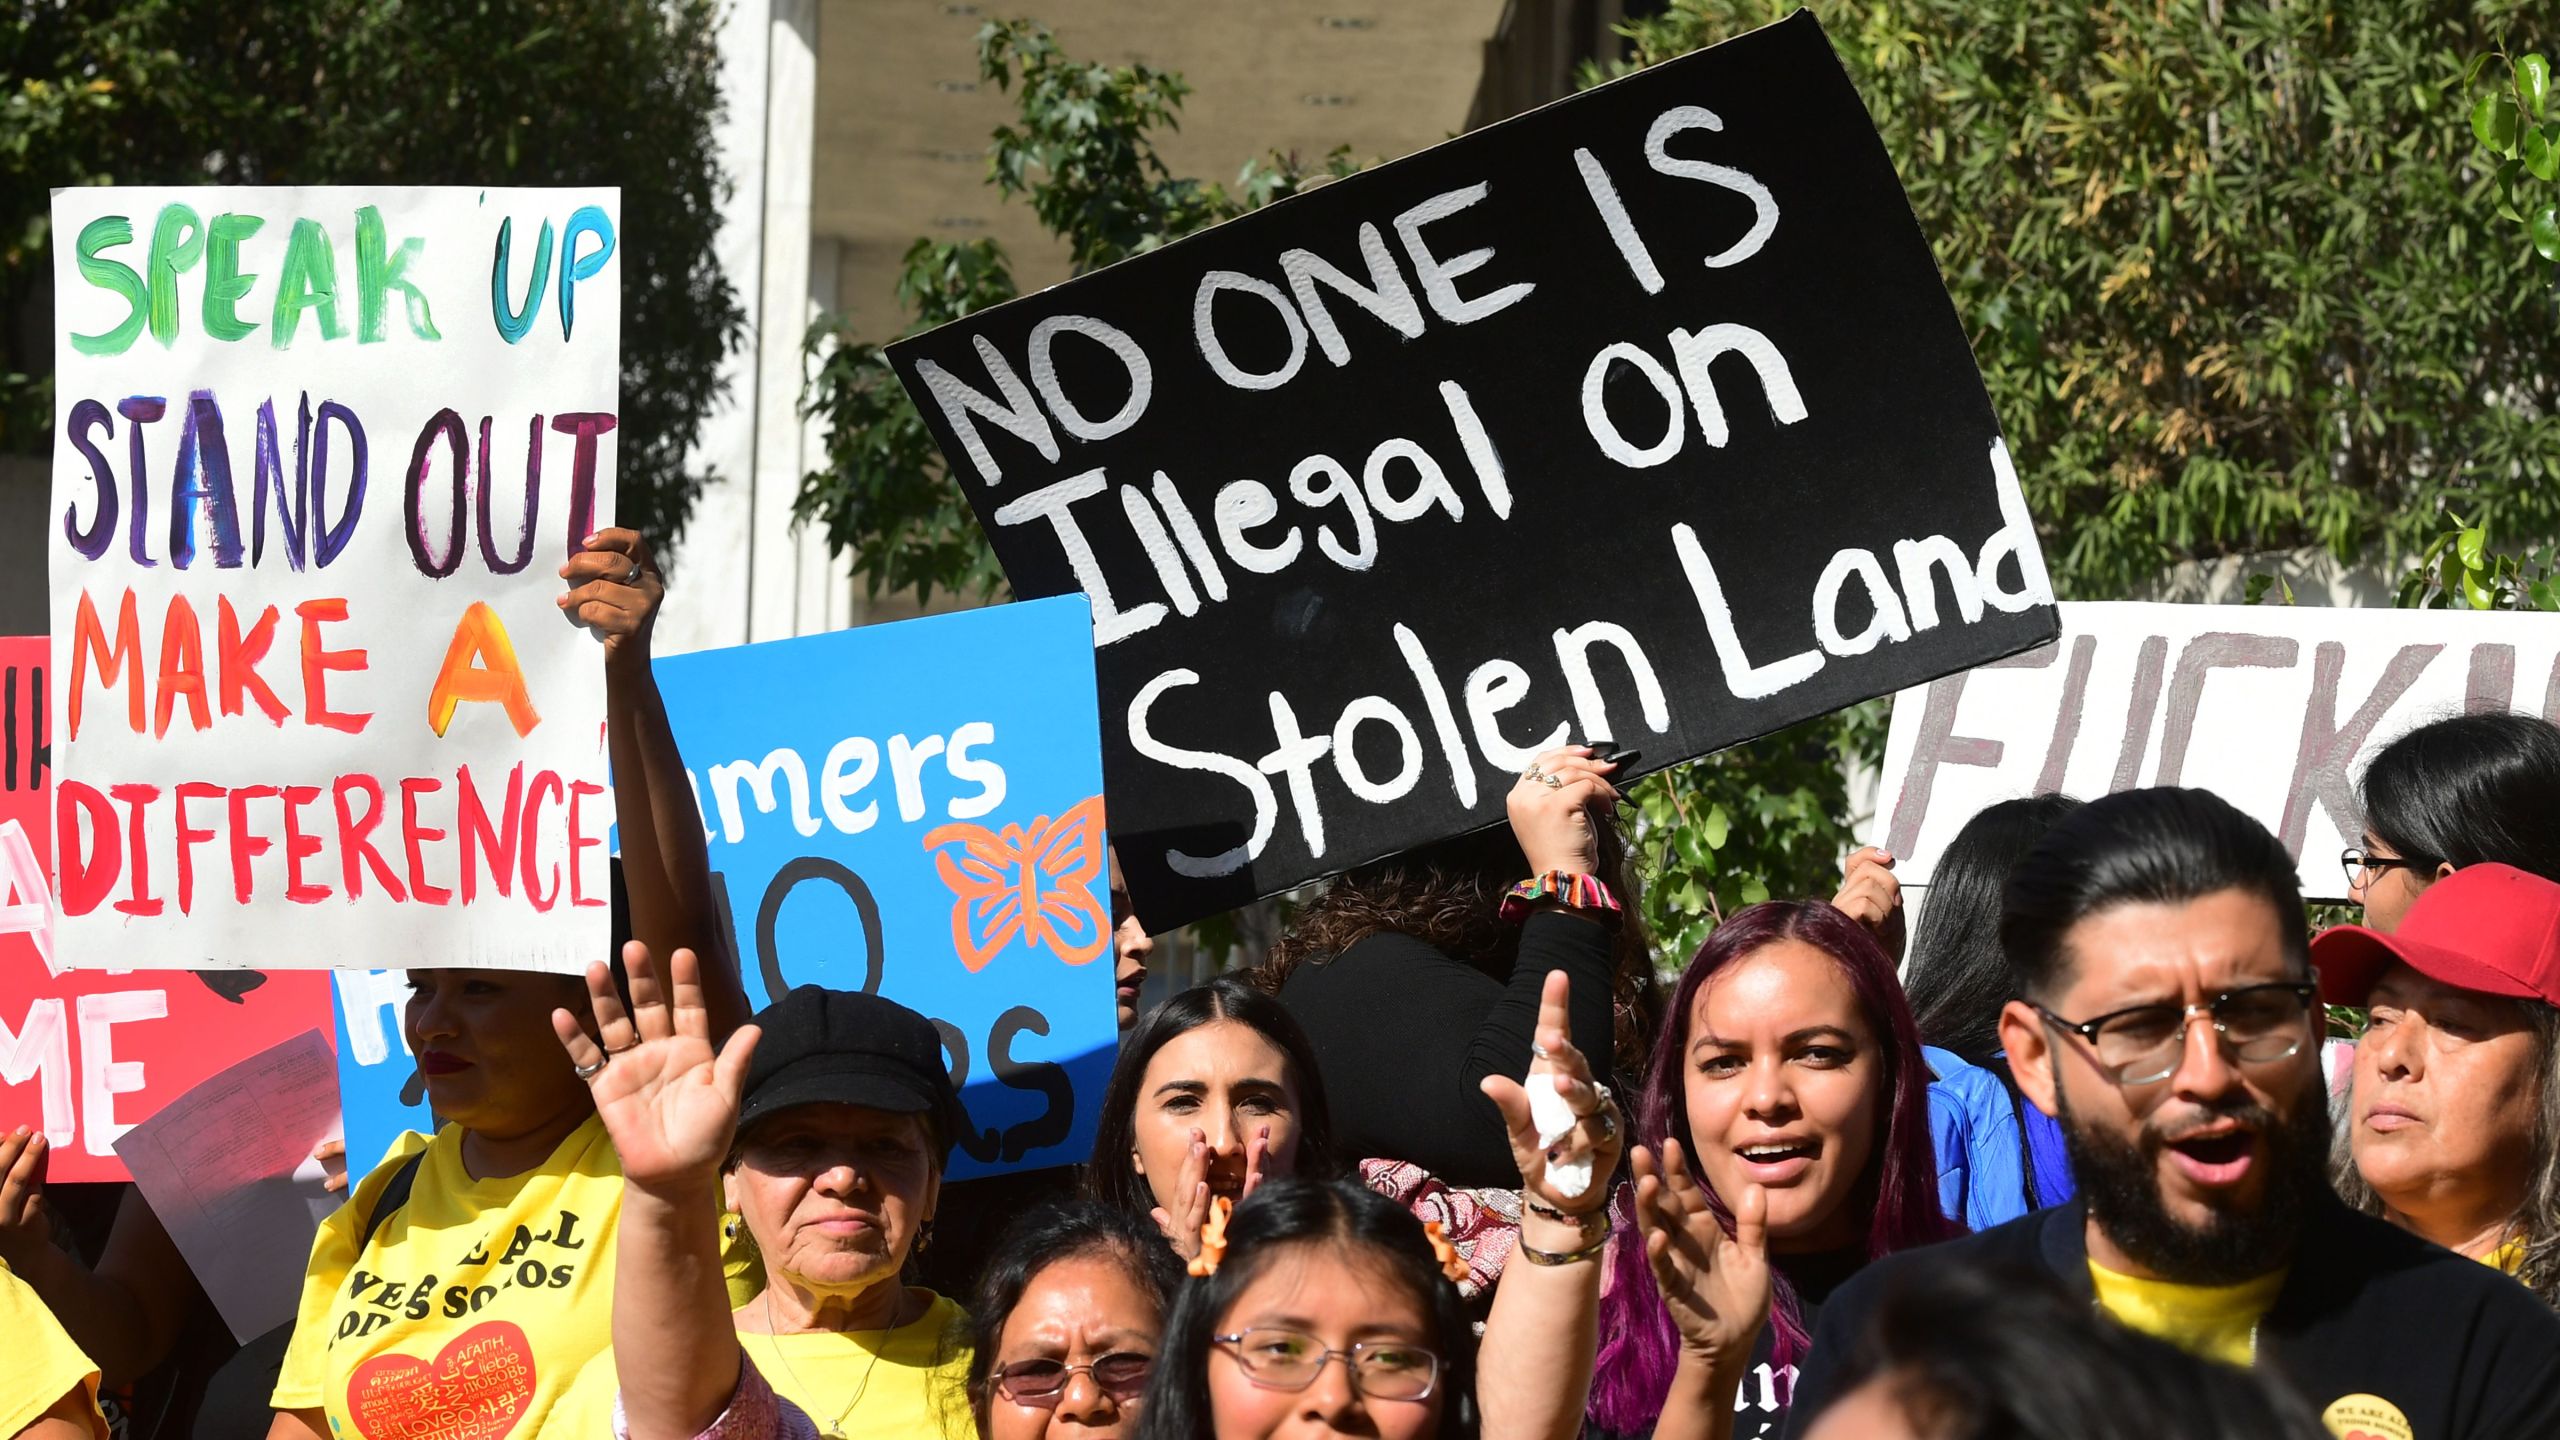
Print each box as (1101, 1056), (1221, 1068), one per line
(1591, 901), (1955, 1440)
(2348, 711), (2560, 930)
(1087, 976), (1341, 1261)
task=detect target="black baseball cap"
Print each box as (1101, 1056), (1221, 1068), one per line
(738, 987), (966, 1156)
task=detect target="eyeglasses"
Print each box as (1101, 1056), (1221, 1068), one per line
(992, 1352), (1154, 1405)
(1211, 1328), (1440, 1401)
(2341, 846), (2433, 894)
(2032, 982), (2320, 1086)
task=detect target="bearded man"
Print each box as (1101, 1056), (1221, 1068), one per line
(1788, 787), (2560, 1440)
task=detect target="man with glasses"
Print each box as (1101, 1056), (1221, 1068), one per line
(1789, 787), (2560, 1439)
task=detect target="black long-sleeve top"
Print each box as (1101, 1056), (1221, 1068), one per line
(1276, 909), (1619, 1188)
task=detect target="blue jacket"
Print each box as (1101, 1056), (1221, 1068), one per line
(1923, 1045), (2074, 1230)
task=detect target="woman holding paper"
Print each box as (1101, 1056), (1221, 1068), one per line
(261, 528), (746, 1440)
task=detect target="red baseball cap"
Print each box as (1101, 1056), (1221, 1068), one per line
(2314, 863), (2560, 1009)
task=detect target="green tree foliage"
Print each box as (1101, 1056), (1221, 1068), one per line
(796, 19), (1353, 605)
(2466, 46), (2560, 263)
(1, 0), (743, 555)
(1597, 0), (2560, 600)
(1596, 0), (2560, 954)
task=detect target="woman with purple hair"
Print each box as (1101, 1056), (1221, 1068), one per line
(1589, 901), (1957, 1440)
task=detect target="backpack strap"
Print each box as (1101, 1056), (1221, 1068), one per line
(355, 1149), (427, 1254)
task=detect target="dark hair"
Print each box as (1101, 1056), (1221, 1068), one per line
(1904, 795), (2084, 1061)
(2001, 788), (2309, 1002)
(1590, 901), (1956, 1432)
(1134, 1178), (1477, 1440)
(962, 1197), (1185, 1434)
(1086, 976), (1341, 1226)
(1258, 821), (1665, 1084)
(1807, 1262), (2325, 1439)
(2362, 712), (2560, 881)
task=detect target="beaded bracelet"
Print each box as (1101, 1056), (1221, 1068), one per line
(1523, 1196), (1609, 1235)
(1498, 870), (1622, 924)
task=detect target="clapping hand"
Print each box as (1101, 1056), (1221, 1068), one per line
(1633, 1138), (1770, 1366)
(551, 943), (760, 1194)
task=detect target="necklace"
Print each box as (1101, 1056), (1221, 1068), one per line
(758, 1287), (912, 1439)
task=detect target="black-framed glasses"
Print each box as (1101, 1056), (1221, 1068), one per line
(2341, 846), (2432, 894)
(992, 1352), (1154, 1405)
(1212, 1328), (1440, 1401)
(2032, 982), (2320, 1086)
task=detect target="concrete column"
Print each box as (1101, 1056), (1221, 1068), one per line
(745, 0), (820, 645)
(655, 0), (773, 656)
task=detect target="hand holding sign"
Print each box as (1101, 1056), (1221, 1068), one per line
(556, 526), (664, 661)
(1507, 744), (1623, 878)
(1830, 846), (1904, 962)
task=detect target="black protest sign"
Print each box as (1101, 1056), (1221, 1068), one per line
(889, 11), (2061, 930)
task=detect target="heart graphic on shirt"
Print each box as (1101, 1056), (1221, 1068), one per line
(345, 1319), (538, 1440)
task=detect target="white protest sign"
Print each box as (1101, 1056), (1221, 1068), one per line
(49, 187), (620, 971)
(1874, 601), (2560, 900)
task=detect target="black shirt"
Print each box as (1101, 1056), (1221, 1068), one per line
(1589, 1245), (1867, 1440)
(1785, 1195), (2560, 1440)
(1278, 909), (1617, 1187)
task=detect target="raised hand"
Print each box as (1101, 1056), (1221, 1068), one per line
(0, 1126), (49, 1262)
(551, 942), (759, 1194)
(1149, 1127), (1215, 1261)
(557, 526), (665, 660)
(1482, 970), (1623, 1220)
(1830, 846), (1906, 962)
(1634, 1138), (1770, 1365)
(1507, 744), (1622, 879)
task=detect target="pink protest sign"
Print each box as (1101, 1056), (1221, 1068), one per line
(0, 637), (334, 1181)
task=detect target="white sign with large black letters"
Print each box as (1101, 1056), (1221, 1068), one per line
(1874, 601), (2560, 901)
(891, 12), (2059, 928)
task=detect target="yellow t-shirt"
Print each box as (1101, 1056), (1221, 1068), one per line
(2089, 1259), (2287, 1367)
(2482, 1234), (2528, 1276)
(272, 1117), (625, 1440)
(542, 1289), (972, 1438)
(0, 1257), (108, 1439)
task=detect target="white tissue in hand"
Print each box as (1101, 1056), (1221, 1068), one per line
(1528, 1072), (1592, 1199)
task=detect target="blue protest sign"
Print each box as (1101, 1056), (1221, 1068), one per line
(656, 596), (1114, 1179)
(333, 967), (434, 1171)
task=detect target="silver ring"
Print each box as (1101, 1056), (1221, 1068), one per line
(1538, 772), (1563, 789)
(624, 563), (643, 585)
(1522, 764), (1544, 783)
(605, 1040), (639, 1056)
(1530, 1041), (1554, 1060)
(574, 1054), (609, 1081)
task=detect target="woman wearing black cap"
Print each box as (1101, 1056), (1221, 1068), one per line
(547, 945), (974, 1438)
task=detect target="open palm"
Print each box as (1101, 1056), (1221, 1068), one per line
(552, 944), (759, 1192)
(1635, 1138), (1771, 1365)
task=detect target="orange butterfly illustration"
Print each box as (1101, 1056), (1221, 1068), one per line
(922, 794), (1111, 973)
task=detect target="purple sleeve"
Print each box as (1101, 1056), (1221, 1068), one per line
(609, 1351), (820, 1440)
